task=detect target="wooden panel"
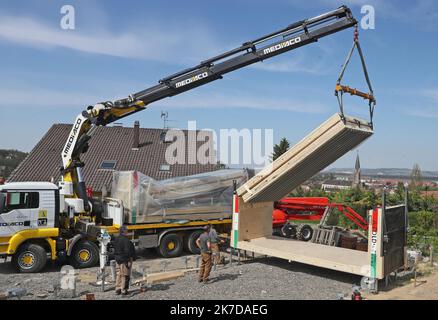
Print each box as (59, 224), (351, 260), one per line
(238, 200), (273, 241)
(238, 114), (340, 194)
(132, 270), (186, 285)
(146, 270), (186, 284)
(237, 236), (371, 277)
(238, 114), (373, 203)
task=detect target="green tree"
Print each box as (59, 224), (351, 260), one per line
(271, 138), (290, 161)
(0, 149), (28, 179)
(408, 210), (438, 254)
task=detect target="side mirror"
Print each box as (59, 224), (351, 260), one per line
(0, 193), (5, 214)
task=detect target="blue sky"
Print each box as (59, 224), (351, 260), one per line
(0, 0), (437, 171)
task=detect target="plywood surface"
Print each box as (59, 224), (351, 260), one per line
(238, 200), (273, 241)
(238, 114), (373, 203)
(237, 236), (370, 277)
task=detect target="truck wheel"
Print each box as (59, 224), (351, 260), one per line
(281, 223), (297, 238)
(12, 243), (47, 273)
(157, 233), (183, 258)
(297, 224), (313, 242)
(184, 230), (203, 254)
(69, 240), (99, 269)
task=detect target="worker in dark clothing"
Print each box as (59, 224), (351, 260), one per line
(209, 225), (224, 266)
(113, 226), (136, 295)
(196, 225), (212, 283)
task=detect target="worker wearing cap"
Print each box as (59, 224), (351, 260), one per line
(209, 225), (222, 266)
(196, 225), (212, 283)
(114, 226), (136, 295)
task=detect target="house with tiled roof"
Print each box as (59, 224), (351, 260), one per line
(8, 121), (218, 194)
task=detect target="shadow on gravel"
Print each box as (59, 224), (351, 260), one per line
(147, 283), (174, 291)
(135, 248), (193, 260)
(0, 260), (66, 275)
(244, 257), (361, 286)
(210, 273), (241, 284)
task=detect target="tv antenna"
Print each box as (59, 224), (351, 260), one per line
(161, 111), (177, 130)
(161, 111), (169, 130)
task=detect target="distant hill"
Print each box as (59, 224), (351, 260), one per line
(0, 149), (28, 179)
(327, 168), (438, 179)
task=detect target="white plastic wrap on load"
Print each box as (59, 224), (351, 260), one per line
(111, 169), (250, 224)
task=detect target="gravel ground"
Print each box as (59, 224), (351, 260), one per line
(0, 249), (361, 300)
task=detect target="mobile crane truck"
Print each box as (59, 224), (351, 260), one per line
(0, 6), (359, 272)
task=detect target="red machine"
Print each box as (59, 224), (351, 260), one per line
(272, 197), (368, 241)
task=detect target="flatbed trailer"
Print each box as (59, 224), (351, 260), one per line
(238, 236), (369, 276)
(232, 198), (407, 292)
(101, 197), (232, 258)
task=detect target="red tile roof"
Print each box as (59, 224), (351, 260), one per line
(421, 190), (438, 199)
(8, 123), (217, 191)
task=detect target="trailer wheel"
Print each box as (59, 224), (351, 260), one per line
(157, 233), (183, 258)
(297, 224), (313, 242)
(12, 243), (47, 273)
(69, 240), (99, 269)
(272, 228), (282, 237)
(184, 230), (203, 254)
(281, 223), (297, 238)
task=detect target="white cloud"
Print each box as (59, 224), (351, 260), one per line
(405, 107), (438, 119)
(154, 91), (328, 114)
(0, 87), (102, 109)
(421, 89), (438, 102)
(0, 11), (342, 74)
(0, 14), (219, 63)
(0, 86), (328, 115)
(250, 58), (328, 74)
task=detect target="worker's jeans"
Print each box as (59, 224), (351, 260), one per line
(211, 243), (221, 265)
(115, 261), (132, 292)
(199, 252), (212, 282)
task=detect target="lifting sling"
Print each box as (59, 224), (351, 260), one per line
(335, 25), (376, 127)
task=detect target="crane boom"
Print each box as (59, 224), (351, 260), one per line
(120, 6), (356, 112)
(61, 6), (357, 213)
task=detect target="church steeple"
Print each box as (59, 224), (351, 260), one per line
(353, 151), (361, 188)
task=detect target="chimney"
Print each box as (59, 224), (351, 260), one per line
(132, 121), (140, 150)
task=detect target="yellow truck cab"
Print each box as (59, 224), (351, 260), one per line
(0, 182), (61, 272)
(0, 181), (231, 273)
(0, 181), (100, 273)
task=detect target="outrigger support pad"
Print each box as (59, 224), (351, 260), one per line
(335, 25), (376, 128)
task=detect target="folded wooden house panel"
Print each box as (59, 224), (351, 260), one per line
(237, 113), (373, 203)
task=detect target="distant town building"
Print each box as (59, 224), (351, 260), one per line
(421, 190), (438, 199)
(352, 152), (361, 188)
(321, 179), (352, 192)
